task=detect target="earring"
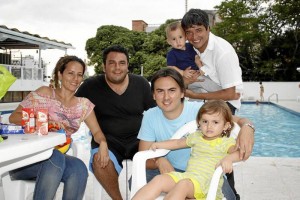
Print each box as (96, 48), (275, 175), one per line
(222, 130), (227, 137)
(58, 80), (62, 88)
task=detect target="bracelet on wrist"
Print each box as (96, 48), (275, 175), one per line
(242, 123), (255, 133)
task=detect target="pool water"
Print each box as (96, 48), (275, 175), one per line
(236, 103), (300, 157)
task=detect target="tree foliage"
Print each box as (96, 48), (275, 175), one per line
(85, 25), (146, 73)
(213, 0), (300, 81)
(86, 19), (178, 79)
(85, 0), (300, 81)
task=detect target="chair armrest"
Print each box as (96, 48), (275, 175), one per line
(71, 142), (86, 159)
(130, 149), (170, 199)
(206, 122), (240, 199)
(69, 122), (90, 166)
(206, 162), (241, 200)
(130, 120), (198, 199)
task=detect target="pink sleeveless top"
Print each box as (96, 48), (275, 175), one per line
(20, 89), (95, 137)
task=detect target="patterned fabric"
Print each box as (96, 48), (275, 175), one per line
(20, 90), (94, 137)
(168, 131), (236, 200)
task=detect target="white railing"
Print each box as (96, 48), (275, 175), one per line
(268, 93), (278, 103)
(1, 64), (43, 81)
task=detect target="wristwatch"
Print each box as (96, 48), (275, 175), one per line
(242, 123), (255, 132)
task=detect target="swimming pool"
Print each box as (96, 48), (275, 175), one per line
(2, 103), (300, 157)
(236, 102), (300, 157)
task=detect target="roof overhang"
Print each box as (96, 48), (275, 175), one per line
(0, 25), (74, 51)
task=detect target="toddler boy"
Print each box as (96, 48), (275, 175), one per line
(166, 21), (221, 93)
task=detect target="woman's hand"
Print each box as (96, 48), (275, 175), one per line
(95, 141), (109, 168)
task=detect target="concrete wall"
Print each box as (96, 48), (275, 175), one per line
(243, 82), (300, 101)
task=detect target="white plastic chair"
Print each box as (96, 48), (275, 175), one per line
(71, 134), (105, 200)
(73, 126), (131, 200)
(130, 120), (241, 200)
(43, 123), (129, 200)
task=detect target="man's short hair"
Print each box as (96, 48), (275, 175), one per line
(102, 45), (129, 64)
(151, 68), (186, 102)
(181, 9), (209, 31)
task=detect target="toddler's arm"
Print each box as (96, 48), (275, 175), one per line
(150, 138), (187, 151)
(168, 66), (195, 79)
(216, 146), (242, 173)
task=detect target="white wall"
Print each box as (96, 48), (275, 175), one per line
(243, 82), (300, 101)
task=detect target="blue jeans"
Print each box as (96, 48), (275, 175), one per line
(10, 149), (88, 200)
(146, 169), (237, 200)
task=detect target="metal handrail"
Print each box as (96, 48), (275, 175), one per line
(268, 93), (278, 103)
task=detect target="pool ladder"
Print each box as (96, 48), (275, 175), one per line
(268, 93), (278, 103)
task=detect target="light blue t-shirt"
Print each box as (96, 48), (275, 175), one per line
(138, 101), (203, 170)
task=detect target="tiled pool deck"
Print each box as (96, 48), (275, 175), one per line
(234, 100), (300, 200)
(235, 157), (300, 200)
(87, 100), (300, 200)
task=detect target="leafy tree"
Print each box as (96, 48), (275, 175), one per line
(263, 0), (300, 81)
(259, 30), (300, 81)
(213, 0), (300, 81)
(85, 25), (145, 73)
(85, 1), (299, 81)
(213, 0), (269, 81)
(142, 54), (166, 78)
(85, 19), (178, 79)
(139, 19), (179, 78)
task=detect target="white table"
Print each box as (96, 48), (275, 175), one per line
(0, 132), (66, 176)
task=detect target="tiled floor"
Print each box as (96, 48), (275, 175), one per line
(234, 100), (300, 200)
(235, 157), (300, 200)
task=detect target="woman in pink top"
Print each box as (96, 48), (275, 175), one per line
(9, 56), (108, 200)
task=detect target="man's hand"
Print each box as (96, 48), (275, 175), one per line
(233, 92), (241, 100)
(156, 157), (175, 174)
(95, 141), (110, 168)
(234, 126), (254, 160)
